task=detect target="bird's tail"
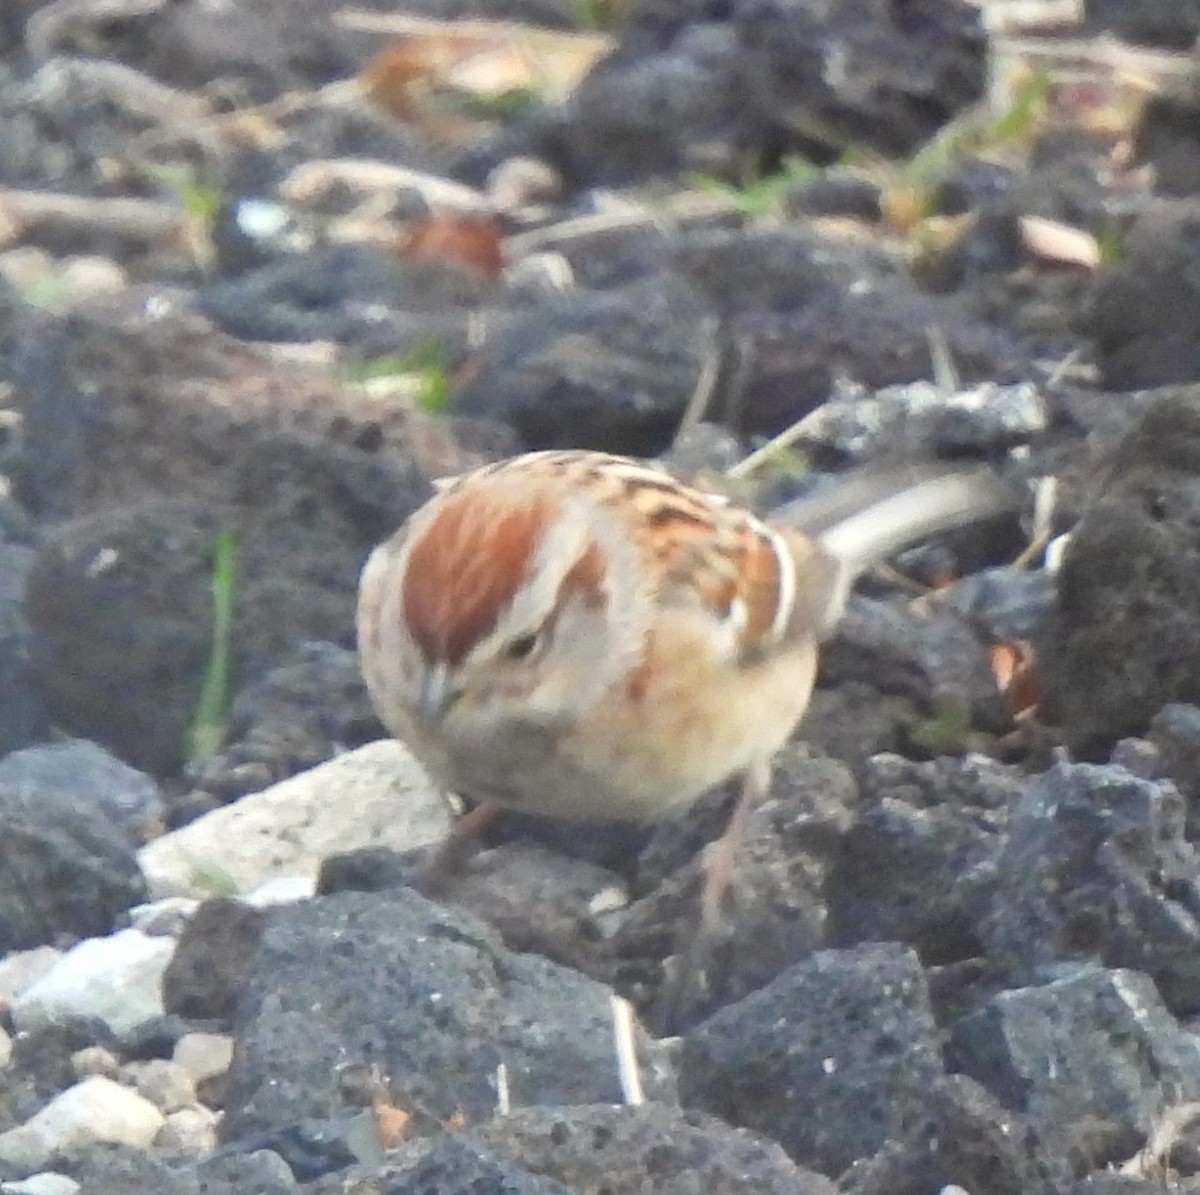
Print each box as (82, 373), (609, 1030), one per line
(772, 464), (1017, 633)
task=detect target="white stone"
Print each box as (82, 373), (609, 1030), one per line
(10, 930), (173, 1036)
(1, 1173), (81, 1195)
(243, 874), (315, 907)
(59, 255), (127, 300)
(0, 1027), (12, 1069)
(120, 1059), (195, 1113)
(154, 1104), (221, 1156)
(138, 741), (450, 898)
(70, 1046), (118, 1079)
(0, 1076), (164, 1173)
(172, 1033), (234, 1086)
(126, 896), (200, 936)
(0, 948), (63, 1009)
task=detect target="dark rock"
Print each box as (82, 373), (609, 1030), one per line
(24, 499), (222, 774)
(534, 26), (744, 185)
(0, 777), (147, 952)
(820, 594), (1009, 735)
(673, 226), (892, 317)
(317, 846), (421, 895)
(1041, 387), (1200, 751)
(454, 273), (714, 456)
(859, 750), (1021, 814)
(1072, 1178), (1177, 1195)
(220, 889), (674, 1140)
(798, 683), (910, 773)
(0, 58), (200, 201)
(657, 227), (1032, 434)
(428, 842), (622, 977)
(678, 942), (944, 1176)
(162, 898), (267, 1021)
(0, 540), (42, 755)
(783, 171), (883, 222)
(11, 292), (431, 773)
(630, 782), (741, 896)
(309, 1134), (573, 1194)
(609, 754), (856, 1028)
(1090, 204), (1200, 389)
(979, 762), (1200, 1014)
(185, 641), (381, 806)
(29, 0), (363, 99)
(197, 243), (486, 352)
(1133, 94), (1200, 197)
(840, 1073), (1068, 1195)
(1109, 735), (1162, 779)
(732, 0), (986, 160)
(540, 0), (985, 185)
(118, 1013), (196, 1060)
(0, 737), (165, 842)
(948, 965), (1200, 1172)
(472, 1103), (839, 1194)
(56, 1142), (299, 1194)
(1083, 0), (1200, 49)
(216, 1118), (363, 1183)
(1149, 703), (1200, 836)
(684, 755), (855, 1013)
(826, 755), (1014, 962)
(719, 286), (1034, 440)
(192, 1148), (299, 1194)
(322, 834), (628, 983)
(0, 3), (39, 57)
(55, 1145), (200, 1195)
(0, 1016), (117, 1129)
(939, 565), (1058, 642)
(933, 159), (1022, 219)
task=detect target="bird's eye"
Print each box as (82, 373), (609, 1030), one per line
(503, 631), (541, 661)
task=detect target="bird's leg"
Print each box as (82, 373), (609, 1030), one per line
(419, 800), (502, 896)
(699, 758), (770, 938)
(654, 759), (772, 1034)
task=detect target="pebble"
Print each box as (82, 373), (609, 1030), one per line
(137, 741), (450, 898)
(0, 1075), (164, 1173)
(0, 1175), (81, 1195)
(243, 875), (315, 907)
(126, 896), (200, 937)
(10, 929), (173, 1036)
(121, 1059), (196, 1112)
(0, 948), (63, 1009)
(0, 738), (165, 842)
(172, 1032), (235, 1087)
(70, 1046), (119, 1079)
(806, 379), (1048, 458)
(155, 1104), (221, 1156)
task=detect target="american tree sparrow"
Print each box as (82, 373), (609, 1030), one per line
(357, 449), (1014, 1010)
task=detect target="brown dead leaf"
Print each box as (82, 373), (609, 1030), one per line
(398, 212), (504, 277)
(358, 21), (612, 139)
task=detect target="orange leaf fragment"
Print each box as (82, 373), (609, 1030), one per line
(398, 212), (505, 277)
(989, 640), (1041, 720)
(373, 1101), (412, 1149)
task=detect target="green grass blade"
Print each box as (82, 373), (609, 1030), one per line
(187, 528), (237, 766)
